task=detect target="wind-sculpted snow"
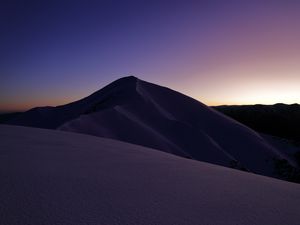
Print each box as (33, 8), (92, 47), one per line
(5, 76), (296, 179)
(0, 125), (300, 225)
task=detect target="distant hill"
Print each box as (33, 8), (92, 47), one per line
(214, 104), (300, 143)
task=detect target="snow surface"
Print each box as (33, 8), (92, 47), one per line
(1, 125), (300, 225)
(6, 76), (295, 178)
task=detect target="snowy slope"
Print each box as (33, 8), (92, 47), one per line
(0, 125), (299, 225)
(6, 76), (294, 178)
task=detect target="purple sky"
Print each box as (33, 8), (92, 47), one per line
(1, 0), (300, 112)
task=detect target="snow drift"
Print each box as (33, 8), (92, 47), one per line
(6, 76), (295, 179)
(0, 125), (299, 225)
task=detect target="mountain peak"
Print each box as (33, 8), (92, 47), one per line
(116, 75), (139, 82)
(102, 75), (139, 90)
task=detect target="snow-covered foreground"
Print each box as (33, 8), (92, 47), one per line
(1, 125), (299, 225)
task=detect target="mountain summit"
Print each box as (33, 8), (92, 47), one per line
(6, 76), (296, 179)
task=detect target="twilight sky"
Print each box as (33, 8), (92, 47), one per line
(1, 0), (300, 112)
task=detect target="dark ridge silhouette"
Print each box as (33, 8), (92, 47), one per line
(214, 104), (300, 142)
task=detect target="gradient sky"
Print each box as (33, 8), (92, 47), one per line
(1, 0), (300, 112)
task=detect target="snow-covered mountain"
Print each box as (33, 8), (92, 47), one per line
(1, 125), (299, 225)
(6, 76), (297, 179)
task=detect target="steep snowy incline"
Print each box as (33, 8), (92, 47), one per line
(1, 125), (300, 225)
(5, 76), (296, 179)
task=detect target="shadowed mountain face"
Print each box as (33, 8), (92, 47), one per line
(5, 76), (298, 180)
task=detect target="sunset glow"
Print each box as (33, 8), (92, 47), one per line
(1, 0), (299, 112)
